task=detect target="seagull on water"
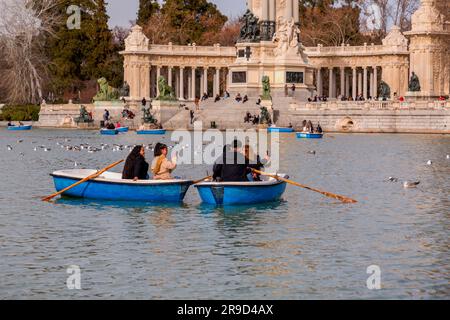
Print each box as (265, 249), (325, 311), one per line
(387, 177), (399, 182)
(403, 181), (420, 188)
(427, 160), (432, 165)
(7, 145), (13, 151)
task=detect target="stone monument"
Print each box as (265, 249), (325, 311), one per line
(228, 0), (315, 101)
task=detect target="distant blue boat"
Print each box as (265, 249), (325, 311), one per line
(51, 169), (193, 203)
(296, 132), (324, 139)
(195, 174), (288, 205)
(137, 129), (166, 135)
(7, 125), (32, 131)
(116, 127), (129, 133)
(267, 127), (294, 133)
(100, 129), (118, 135)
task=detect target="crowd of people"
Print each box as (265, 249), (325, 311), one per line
(121, 140), (270, 183)
(244, 112), (260, 125)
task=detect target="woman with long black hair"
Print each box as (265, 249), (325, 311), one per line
(122, 145), (149, 181)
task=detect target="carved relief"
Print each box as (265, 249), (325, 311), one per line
(125, 25), (149, 51)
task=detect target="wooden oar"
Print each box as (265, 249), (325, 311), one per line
(193, 176), (212, 184)
(251, 169), (358, 204)
(42, 160), (124, 202)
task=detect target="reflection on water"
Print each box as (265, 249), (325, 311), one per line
(0, 128), (449, 299)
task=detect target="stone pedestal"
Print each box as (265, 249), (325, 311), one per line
(152, 100), (181, 125)
(93, 101), (126, 122)
(38, 102), (94, 128)
(229, 17), (316, 101)
(405, 91), (441, 101)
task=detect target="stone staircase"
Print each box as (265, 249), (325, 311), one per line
(162, 96), (302, 130)
(163, 98), (262, 130)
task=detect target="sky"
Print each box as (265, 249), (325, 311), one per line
(106, 0), (247, 28)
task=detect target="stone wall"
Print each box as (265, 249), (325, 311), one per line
(277, 101), (450, 133)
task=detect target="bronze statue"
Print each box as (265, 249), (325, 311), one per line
(238, 10), (260, 43)
(260, 106), (272, 125)
(408, 72), (421, 92)
(119, 81), (130, 97)
(261, 76), (272, 100)
(378, 80), (391, 99)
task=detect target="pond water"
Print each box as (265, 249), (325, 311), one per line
(0, 128), (449, 299)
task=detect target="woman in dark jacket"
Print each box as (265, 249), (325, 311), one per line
(122, 145), (149, 181)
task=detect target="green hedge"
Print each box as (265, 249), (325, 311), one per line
(0, 105), (41, 121)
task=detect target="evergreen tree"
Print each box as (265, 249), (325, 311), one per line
(47, 0), (121, 95)
(137, 0), (160, 26)
(160, 0), (227, 45)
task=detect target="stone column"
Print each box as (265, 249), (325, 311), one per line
(345, 73), (350, 98)
(363, 67), (368, 99)
(269, 0), (276, 21)
(191, 67), (196, 100)
(317, 68), (322, 96)
(156, 66), (161, 96)
(203, 67), (208, 96)
(340, 67), (345, 97)
(293, 0), (300, 23)
(179, 67), (185, 100)
(214, 67), (220, 97)
(352, 67), (357, 100)
(262, 0), (269, 20)
(285, 0), (293, 19)
(369, 71), (373, 98)
(358, 71), (363, 96)
(175, 69), (179, 98)
(328, 68), (334, 98)
(373, 66), (378, 98)
(168, 66), (173, 89)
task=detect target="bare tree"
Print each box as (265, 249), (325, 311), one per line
(0, 0), (61, 104)
(359, 0), (420, 38)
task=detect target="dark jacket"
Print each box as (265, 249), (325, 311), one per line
(122, 156), (149, 180)
(213, 150), (250, 182)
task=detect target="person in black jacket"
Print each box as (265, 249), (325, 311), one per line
(122, 145), (149, 181)
(213, 140), (250, 182)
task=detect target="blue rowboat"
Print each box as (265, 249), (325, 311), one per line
(267, 127), (294, 133)
(195, 174), (289, 205)
(137, 129), (166, 135)
(51, 169), (193, 203)
(7, 125), (32, 131)
(100, 129), (118, 135)
(296, 132), (324, 139)
(116, 127), (129, 133)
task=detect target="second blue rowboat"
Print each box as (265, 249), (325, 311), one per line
(100, 129), (118, 135)
(7, 125), (32, 131)
(51, 169), (193, 203)
(195, 174), (288, 205)
(116, 127), (129, 133)
(137, 129), (166, 135)
(296, 132), (324, 139)
(267, 127), (294, 133)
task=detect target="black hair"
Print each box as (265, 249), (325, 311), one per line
(154, 143), (168, 157)
(122, 145), (143, 178)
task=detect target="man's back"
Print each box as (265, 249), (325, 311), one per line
(221, 151), (248, 182)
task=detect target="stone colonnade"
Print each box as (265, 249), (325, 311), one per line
(149, 65), (229, 100)
(124, 57), (230, 101)
(315, 66), (382, 99)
